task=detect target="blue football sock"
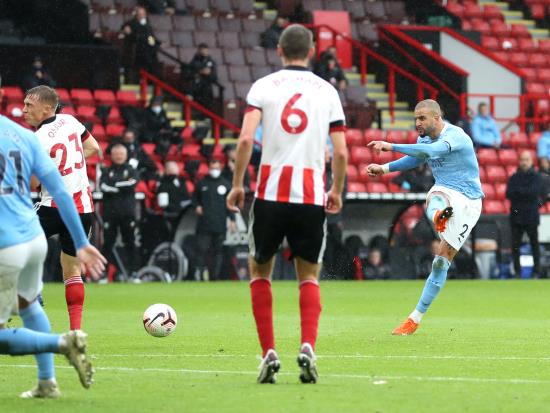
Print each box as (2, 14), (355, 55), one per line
(416, 255), (451, 313)
(19, 301), (55, 380)
(0, 327), (60, 356)
(426, 194), (446, 222)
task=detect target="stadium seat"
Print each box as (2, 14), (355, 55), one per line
(149, 15), (173, 31)
(366, 182), (388, 193)
(446, 2), (464, 17)
(347, 164), (359, 181)
(511, 24), (531, 38)
(482, 183), (495, 199)
(478, 165), (487, 182)
(234, 82), (251, 99)
(484, 4), (503, 20)
(76, 106), (101, 123)
(228, 65), (252, 83)
(196, 17), (219, 32)
(56, 88), (71, 103)
(224, 48), (246, 66)
(348, 182), (366, 193)
(106, 124), (125, 139)
(407, 130), (419, 143)
(232, 0), (255, 15)
(481, 35), (499, 51)
(477, 148), (498, 165)
(539, 40), (550, 54)
(386, 130), (407, 144)
(344, 0), (366, 19)
(101, 14), (124, 33)
(251, 66), (271, 81)
(364, 128), (384, 143)
(492, 21), (510, 37)
(171, 31), (194, 47)
(495, 182), (507, 200)
(60, 106), (76, 116)
(71, 89), (94, 106)
(526, 82), (546, 94)
(357, 163), (372, 182)
(485, 165), (507, 182)
(5, 103), (24, 120)
(507, 132), (530, 148)
(483, 200), (506, 214)
(388, 182), (403, 193)
(245, 49), (267, 66)
(106, 106), (123, 124)
(219, 18), (242, 32)
(218, 32), (240, 49)
(380, 171), (399, 184)
(375, 151), (393, 164)
(530, 53), (547, 68)
(498, 149), (518, 165)
(2, 86), (23, 103)
(510, 52), (529, 67)
(521, 68), (538, 82)
(193, 31), (218, 47)
(240, 32), (261, 48)
(242, 19), (269, 33)
(350, 146), (372, 164)
(471, 19), (491, 34)
(173, 15), (196, 31)
(345, 129), (364, 146)
(505, 164), (517, 177)
(91, 124), (106, 141)
(538, 68), (550, 83)
(182, 144), (203, 161)
(519, 38), (538, 53)
(94, 89), (116, 106)
(116, 90), (139, 106)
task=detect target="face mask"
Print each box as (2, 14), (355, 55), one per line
(209, 169), (221, 179)
(140, 18), (147, 25)
(151, 106), (162, 114)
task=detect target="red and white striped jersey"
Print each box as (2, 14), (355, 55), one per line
(35, 114), (94, 213)
(247, 66), (345, 206)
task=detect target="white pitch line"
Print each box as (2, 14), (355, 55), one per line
(1, 363), (549, 385)
(94, 353), (550, 362)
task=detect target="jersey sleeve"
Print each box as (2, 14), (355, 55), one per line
(245, 80), (264, 110)
(441, 129), (466, 152)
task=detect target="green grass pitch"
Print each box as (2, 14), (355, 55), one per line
(2, 280), (550, 412)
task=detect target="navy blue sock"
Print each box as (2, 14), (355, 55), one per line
(19, 301), (55, 380)
(416, 255), (451, 313)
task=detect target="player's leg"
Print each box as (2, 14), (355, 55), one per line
(526, 225), (541, 277)
(59, 213), (92, 330)
(248, 200), (285, 383)
(510, 223), (523, 278)
(288, 204), (326, 384)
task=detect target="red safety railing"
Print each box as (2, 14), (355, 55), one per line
(460, 93), (550, 132)
(304, 24), (439, 122)
(139, 69), (240, 146)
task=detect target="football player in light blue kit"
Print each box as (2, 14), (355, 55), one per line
(0, 78), (106, 398)
(367, 99), (484, 335)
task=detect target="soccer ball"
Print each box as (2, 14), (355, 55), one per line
(142, 303), (177, 337)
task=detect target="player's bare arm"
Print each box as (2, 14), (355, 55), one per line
(326, 130), (347, 214)
(367, 141), (393, 153)
(227, 108), (262, 212)
(83, 134), (100, 158)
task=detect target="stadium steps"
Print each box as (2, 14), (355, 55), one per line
(479, 0), (549, 38)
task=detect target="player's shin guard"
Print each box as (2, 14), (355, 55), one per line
(65, 276), (85, 330)
(299, 280), (322, 350)
(19, 301), (55, 380)
(250, 278), (275, 357)
(426, 194), (446, 222)
(416, 255), (451, 314)
(0, 328), (60, 355)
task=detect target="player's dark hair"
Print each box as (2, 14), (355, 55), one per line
(25, 85), (59, 110)
(478, 102), (487, 111)
(279, 24), (313, 60)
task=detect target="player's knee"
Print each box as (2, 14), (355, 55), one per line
(433, 255), (448, 270)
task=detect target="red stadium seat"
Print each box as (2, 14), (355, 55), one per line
(388, 182), (403, 193)
(196, 17), (219, 32)
(539, 40), (550, 54)
(350, 147), (372, 164)
(348, 182), (366, 193)
(471, 19), (491, 34)
(521, 68), (538, 82)
(538, 68), (550, 83)
(407, 130), (419, 143)
(60, 105), (76, 116)
(485, 165), (507, 182)
(347, 164), (359, 181)
(464, 2), (483, 19)
(478, 165), (487, 182)
(106, 124), (125, 138)
(2, 86), (23, 103)
(380, 171), (399, 184)
(526, 82), (546, 94)
(228, 65), (252, 83)
(107, 106), (124, 124)
(511, 24), (531, 38)
(484, 4), (503, 20)
(507, 132), (530, 148)
(510, 52), (529, 67)
(345, 129), (364, 146)
(505, 165), (517, 177)
(495, 182), (507, 200)
(172, 15), (196, 31)
(477, 148), (499, 165)
(446, 2), (464, 17)
(482, 183), (496, 199)
(462, 20), (473, 31)
(5, 103), (24, 120)
(483, 200), (506, 214)
(76, 106), (101, 123)
(374, 151), (393, 164)
(182, 144), (203, 161)
(498, 149), (518, 165)
(364, 129), (384, 143)
(481, 35), (499, 51)
(530, 53), (547, 68)
(357, 163), (372, 182)
(94, 89), (116, 106)
(519, 38), (538, 53)
(91, 124), (106, 141)
(218, 32), (241, 49)
(366, 182), (388, 193)
(492, 21), (510, 37)
(56, 88), (71, 104)
(386, 130), (408, 144)
(116, 90), (139, 106)
(70, 89), (94, 106)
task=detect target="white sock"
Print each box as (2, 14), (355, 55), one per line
(409, 309), (424, 324)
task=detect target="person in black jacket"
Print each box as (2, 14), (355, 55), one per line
(392, 163), (434, 192)
(193, 158), (236, 281)
(100, 144), (138, 275)
(108, 128), (158, 180)
(155, 161), (191, 231)
(120, 6), (159, 83)
(506, 150), (545, 278)
(142, 96), (178, 158)
(188, 44), (218, 113)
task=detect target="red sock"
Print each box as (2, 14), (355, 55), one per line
(250, 278), (275, 357)
(299, 280), (322, 350)
(65, 276), (85, 330)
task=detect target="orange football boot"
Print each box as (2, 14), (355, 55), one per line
(433, 206), (453, 233)
(392, 318), (420, 335)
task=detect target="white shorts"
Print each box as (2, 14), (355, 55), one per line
(0, 234), (48, 324)
(427, 185), (482, 251)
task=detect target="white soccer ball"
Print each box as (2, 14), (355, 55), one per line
(142, 303), (177, 337)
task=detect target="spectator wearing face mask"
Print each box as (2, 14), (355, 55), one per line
(142, 96), (179, 158)
(192, 159), (237, 281)
(120, 6), (160, 83)
(155, 161), (192, 231)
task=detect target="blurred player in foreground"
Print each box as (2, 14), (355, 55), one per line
(227, 25), (348, 383)
(0, 77), (106, 398)
(23, 85), (99, 330)
(367, 99), (483, 335)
